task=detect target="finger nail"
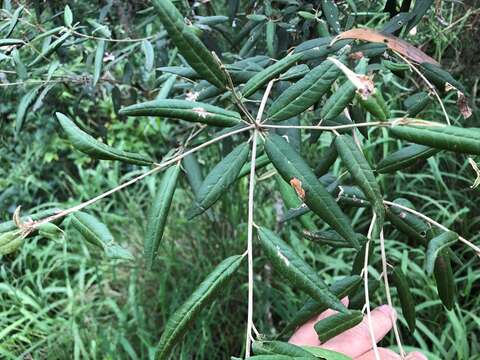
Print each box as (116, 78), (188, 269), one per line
(377, 304), (397, 322)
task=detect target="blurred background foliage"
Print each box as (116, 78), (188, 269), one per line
(1, 0), (479, 359)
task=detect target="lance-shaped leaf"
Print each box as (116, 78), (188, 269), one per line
(389, 125), (480, 155)
(386, 198), (428, 243)
(335, 134), (384, 235)
(349, 279), (380, 310)
(15, 86), (42, 133)
(119, 99), (242, 127)
(265, 134), (359, 249)
(253, 341), (316, 358)
(238, 154), (270, 179)
(258, 227), (347, 313)
(187, 143), (250, 219)
(314, 310), (363, 342)
(320, 59), (368, 121)
(300, 346), (352, 360)
(29, 31), (72, 67)
(425, 231), (458, 275)
(0, 230), (24, 256)
(376, 144), (439, 173)
(145, 164), (181, 269)
(419, 63), (465, 92)
(156, 255), (243, 360)
(152, 0), (226, 89)
(434, 250), (456, 310)
(142, 39), (154, 72)
(267, 58), (343, 122)
(321, 0), (341, 33)
(70, 212), (133, 261)
(93, 39), (106, 86)
(281, 275), (362, 336)
(390, 266), (416, 333)
(405, 0), (434, 32)
(56, 113), (153, 165)
(303, 230), (366, 249)
(242, 53), (303, 98)
(405, 92), (432, 117)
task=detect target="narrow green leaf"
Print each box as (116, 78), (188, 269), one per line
(335, 134), (384, 237)
(238, 154), (271, 179)
(56, 112), (153, 165)
(314, 310), (363, 342)
(357, 89), (389, 121)
(5, 5), (23, 37)
(156, 255), (243, 360)
(119, 99), (242, 127)
(349, 279), (380, 310)
(266, 21), (278, 58)
(70, 212), (133, 261)
(16, 86), (41, 133)
(187, 143), (250, 219)
(253, 341), (316, 358)
(281, 275), (362, 336)
(404, 92), (432, 117)
(142, 39), (155, 72)
(145, 164), (181, 269)
(389, 125), (480, 155)
(152, 0), (226, 89)
(434, 250), (456, 310)
(93, 39), (106, 86)
(320, 58), (368, 121)
(64, 5), (73, 27)
(303, 230), (365, 249)
(405, 0), (434, 32)
(390, 266), (416, 333)
(419, 62), (464, 92)
(258, 227), (347, 313)
(183, 154), (204, 195)
(425, 231), (458, 275)
(265, 134), (359, 249)
(29, 30), (71, 67)
(268, 58), (343, 122)
(242, 53), (303, 98)
(0, 230), (24, 256)
(321, 0), (341, 33)
(315, 144), (338, 176)
(376, 144), (439, 173)
(386, 198), (428, 243)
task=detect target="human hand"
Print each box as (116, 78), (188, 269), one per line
(289, 299), (426, 360)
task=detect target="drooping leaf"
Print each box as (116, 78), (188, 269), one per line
(267, 58), (343, 122)
(119, 99), (242, 127)
(258, 227), (347, 313)
(425, 231), (458, 275)
(265, 134), (359, 249)
(70, 212), (133, 261)
(301, 346), (353, 360)
(391, 266), (416, 333)
(141, 39), (155, 72)
(5, 6), (23, 37)
(238, 154), (271, 179)
(405, 0), (434, 32)
(187, 143), (250, 219)
(16, 86), (42, 133)
(376, 144), (439, 173)
(281, 275), (362, 336)
(404, 92), (432, 117)
(389, 125), (480, 155)
(266, 21), (278, 58)
(382, 12), (415, 33)
(349, 279), (380, 310)
(303, 230), (365, 249)
(93, 39), (106, 86)
(242, 53), (303, 98)
(144, 164), (181, 269)
(419, 62), (465, 92)
(314, 310), (363, 342)
(152, 0), (226, 89)
(56, 112), (153, 165)
(386, 198), (428, 244)
(156, 255), (243, 360)
(434, 250), (456, 310)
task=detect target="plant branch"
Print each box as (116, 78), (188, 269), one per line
(26, 124), (254, 232)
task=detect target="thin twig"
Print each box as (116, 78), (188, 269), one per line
(393, 51), (450, 125)
(383, 200), (480, 255)
(27, 125), (254, 231)
(245, 130), (258, 358)
(364, 212), (380, 360)
(379, 229), (406, 358)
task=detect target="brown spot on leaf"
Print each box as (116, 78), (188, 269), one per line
(290, 178), (306, 200)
